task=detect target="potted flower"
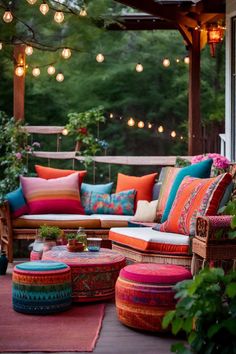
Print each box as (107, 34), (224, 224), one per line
(38, 225), (62, 251)
(66, 233), (84, 252)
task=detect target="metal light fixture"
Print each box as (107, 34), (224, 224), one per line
(207, 24), (224, 57)
(54, 11), (64, 23)
(3, 10), (13, 23)
(96, 53), (104, 63)
(61, 48), (71, 59)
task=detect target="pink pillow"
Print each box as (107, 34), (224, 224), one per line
(20, 173), (85, 215)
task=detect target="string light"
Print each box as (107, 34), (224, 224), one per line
(79, 8), (87, 16)
(62, 128), (68, 135)
(54, 11), (64, 23)
(0, 43), (2, 50)
(163, 58), (170, 67)
(32, 67), (40, 77)
(109, 113), (113, 118)
(15, 66), (25, 77)
(148, 123), (152, 129)
(158, 125), (164, 133)
(25, 46), (33, 56)
(127, 118), (135, 127)
(184, 56), (190, 64)
(135, 63), (143, 72)
(56, 72), (64, 82)
(180, 136), (184, 140)
(96, 53), (104, 63)
(171, 130), (176, 138)
(138, 121), (144, 128)
(176, 58), (180, 63)
(61, 48), (71, 59)
(39, 2), (49, 15)
(27, 0), (37, 4)
(47, 65), (56, 75)
(3, 10), (13, 23)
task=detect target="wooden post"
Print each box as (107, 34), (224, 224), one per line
(13, 44), (25, 121)
(188, 29), (202, 155)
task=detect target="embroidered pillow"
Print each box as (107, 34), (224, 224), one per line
(161, 159), (213, 222)
(81, 182), (113, 194)
(82, 189), (136, 215)
(159, 173), (232, 236)
(6, 187), (28, 218)
(20, 173), (85, 215)
(35, 165), (87, 188)
(156, 167), (180, 221)
(116, 173), (157, 209)
(132, 200), (158, 222)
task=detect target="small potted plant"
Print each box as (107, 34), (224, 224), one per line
(66, 233), (84, 252)
(38, 225), (62, 252)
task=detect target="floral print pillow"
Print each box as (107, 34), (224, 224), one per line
(82, 189), (136, 215)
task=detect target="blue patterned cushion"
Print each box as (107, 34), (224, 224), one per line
(161, 159), (213, 222)
(6, 187), (28, 218)
(81, 182), (113, 194)
(82, 189), (136, 215)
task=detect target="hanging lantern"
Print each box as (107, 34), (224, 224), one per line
(15, 66), (25, 77)
(3, 10), (13, 23)
(127, 118), (135, 127)
(47, 65), (56, 75)
(39, 2), (49, 15)
(56, 72), (64, 82)
(162, 58), (170, 67)
(25, 46), (33, 56)
(32, 67), (40, 77)
(171, 130), (176, 138)
(96, 53), (104, 63)
(135, 63), (143, 72)
(157, 125), (164, 133)
(207, 24), (224, 57)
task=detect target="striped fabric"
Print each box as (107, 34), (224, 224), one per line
(116, 263), (192, 332)
(160, 173), (233, 236)
(12, 260), (72, 314)
(20, 173), (84, 215)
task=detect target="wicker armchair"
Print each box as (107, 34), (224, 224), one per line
(192, 215), (236, 274)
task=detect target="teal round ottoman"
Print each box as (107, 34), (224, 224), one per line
(12, 260), (72, 314)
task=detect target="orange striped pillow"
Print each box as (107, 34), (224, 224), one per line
(159, 173), (232, 236)
(156, 167), (180, 221)
(20, 173), (85, 215)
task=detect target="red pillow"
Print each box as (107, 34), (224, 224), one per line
(116, 173), (157, 209)
(35, 165), (87, 188)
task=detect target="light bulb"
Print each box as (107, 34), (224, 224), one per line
(171, 130), (176, 138)
(25, 46), (33, 56)
(39, 2), (49, 15)
(61, 48), (71, 59)
(109, 113), (113, 118)
(15, 66), (24, 77)
(163, 58), (170, 67)
(54, 11), (64, 23)
(0, 43), (2, 50)
(3, 10), (13, 23)
(135, 63), (143, 72)
(96, 53), (104, 63)
(62, 128), (68, 136)
(127, 118), (135, 127)
(138, 121), (144, 128)
(184, 56), (190, 64)
(32, 67), (40, 77)
(158, 125), (164, 133)
(79, 8), (87, 16)
(180, 136), (184, 140)
(176, 58), (180, 63)
(56, 72), (64, 82)
(47, 65), (56, 75)
(148, 123), (152, 129)
(27, 0), (37, 4)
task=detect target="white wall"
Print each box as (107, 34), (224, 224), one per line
(225, 0), (236, 161)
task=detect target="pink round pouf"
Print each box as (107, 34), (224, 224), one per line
(115, 263), (192, 332)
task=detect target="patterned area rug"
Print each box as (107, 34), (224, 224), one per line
(0, 274), (105, 352)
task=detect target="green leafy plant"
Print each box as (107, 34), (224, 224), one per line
(162, 267), (236, 354)
(219, 197), (236, 239)
(65, 106), (106, 163)
(66, 233), (76, 240)
(38, 225), (61, 241)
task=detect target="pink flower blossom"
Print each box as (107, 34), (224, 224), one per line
(32, 141), (41, 148)
(15, 152), (22, 160)
(191, 153), (230, 170)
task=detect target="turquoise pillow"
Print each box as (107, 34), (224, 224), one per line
(81, 182), (113, 194)
(6, 187), (28, 218)
(161, 159), (213, 222)
(81, 189), (136, 215)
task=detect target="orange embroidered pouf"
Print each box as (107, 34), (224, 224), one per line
(115, 263), (192, 332)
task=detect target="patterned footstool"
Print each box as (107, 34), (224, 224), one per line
(115, 263), (192, 332)
(12, 261), (72, 314)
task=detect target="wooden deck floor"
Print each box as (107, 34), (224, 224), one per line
(6, 263), (184, 354)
